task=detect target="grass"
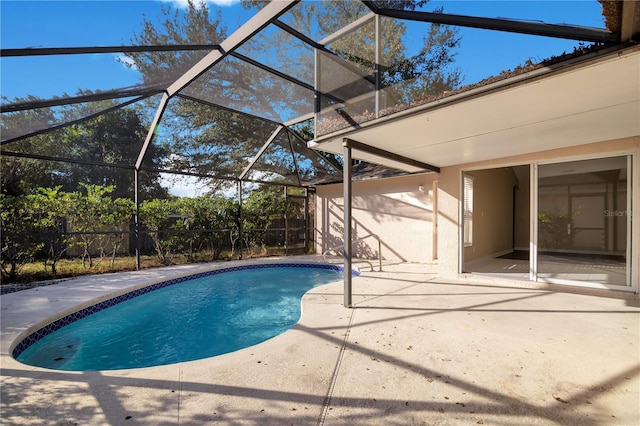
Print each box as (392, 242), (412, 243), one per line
(2, 245), (309, 285)
(4, 252), (229, 285)
(8, 255), (161, 285)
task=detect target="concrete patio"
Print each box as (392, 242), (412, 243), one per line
(1, 258), (639, 425)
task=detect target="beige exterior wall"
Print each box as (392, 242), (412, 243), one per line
(315, 173), (436, 263)
(435, 166), (461, 277)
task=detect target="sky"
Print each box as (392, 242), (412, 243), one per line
(1, 0), (606, 102)
(0, 0), (254, 100)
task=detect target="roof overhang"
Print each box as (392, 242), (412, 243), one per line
(310, 45), (640, 173)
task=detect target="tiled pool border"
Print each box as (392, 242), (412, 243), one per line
(11, 262), (356, 360)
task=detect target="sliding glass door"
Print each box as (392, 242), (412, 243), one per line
(536, 156), (631, 288)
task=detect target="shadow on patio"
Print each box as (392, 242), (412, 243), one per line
(1, 262), (638, 425)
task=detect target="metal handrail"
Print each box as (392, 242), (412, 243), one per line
(322, 233), (382, 272)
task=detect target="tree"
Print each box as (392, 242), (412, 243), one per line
(1, 99), (66, 196)
(58, 100), (169, 199)
(69, 184), (135, 268)
(0, 98), (169, 199)
(139, 195), (239, 263)
(1, 154), (59, 197)
(242, 0), (461, 104)
(139, 198), (183, 264)
(184, 196), (238, 260)
(27, 186), (75, 275)
(126, 0), (227, 87)
(121, 0), (461, 186)
(123, 0), (285, 188)
(241, 184), (307, 254)
(0, 194), (45, 281)
(1, 185), (135, 281)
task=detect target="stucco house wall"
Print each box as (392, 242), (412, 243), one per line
(315, 173), (437, 263)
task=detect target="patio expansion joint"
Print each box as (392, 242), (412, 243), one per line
(317, 306), (356, 426)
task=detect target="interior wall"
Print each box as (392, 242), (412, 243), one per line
(463, 167), (519, 263)
(315, 173), (436, 263)
(513, 165), (531, 250)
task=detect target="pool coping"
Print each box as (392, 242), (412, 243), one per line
(8, 259), (353, 362)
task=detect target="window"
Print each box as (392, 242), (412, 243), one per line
(463, 174), (474, 247)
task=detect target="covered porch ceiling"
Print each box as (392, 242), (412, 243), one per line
(310, 45), (640, 174)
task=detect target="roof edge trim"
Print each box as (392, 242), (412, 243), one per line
(314, 43), (640, 145)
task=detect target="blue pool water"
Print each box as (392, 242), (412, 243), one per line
(14, 264), (344, 371)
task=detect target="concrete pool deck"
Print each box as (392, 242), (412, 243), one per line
(1, 257), (639, 425)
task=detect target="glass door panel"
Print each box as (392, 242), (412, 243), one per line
(537, 156), (629, 287)
(571, 195), (605, 251)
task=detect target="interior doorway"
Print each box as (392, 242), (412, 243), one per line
(462, 165), (529, 278)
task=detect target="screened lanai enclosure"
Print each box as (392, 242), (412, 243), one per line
(1, 0), (630, 282)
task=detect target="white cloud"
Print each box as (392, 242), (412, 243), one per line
(115, 54), (139, 71)
(160, 173), (208, 198)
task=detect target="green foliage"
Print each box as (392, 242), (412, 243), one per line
(2, 182), (308, 281)
(139, 198), (182, 264)
(120, 0), (460, 187)
(243, 189), (284, 231)
(61, 105), (168, 198)
(1, 194), (45, 281)
(538, 209), (579, 250)
(135, 187), (303, 260)
(185, 196), (238, 260)
(241, 186), (306, 254)
(28, 186), (76, 275)
(1, 185), (135, 281)
(126, 0), (227, 85)
(70, 184), (135, 268)
(124, 1), (281, 184)
(139, 196), (240, 264)
(242, 190), (278, 255)
(1, 150), (59, 197)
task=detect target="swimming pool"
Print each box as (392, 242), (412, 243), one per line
(12, 263), (348, 371)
